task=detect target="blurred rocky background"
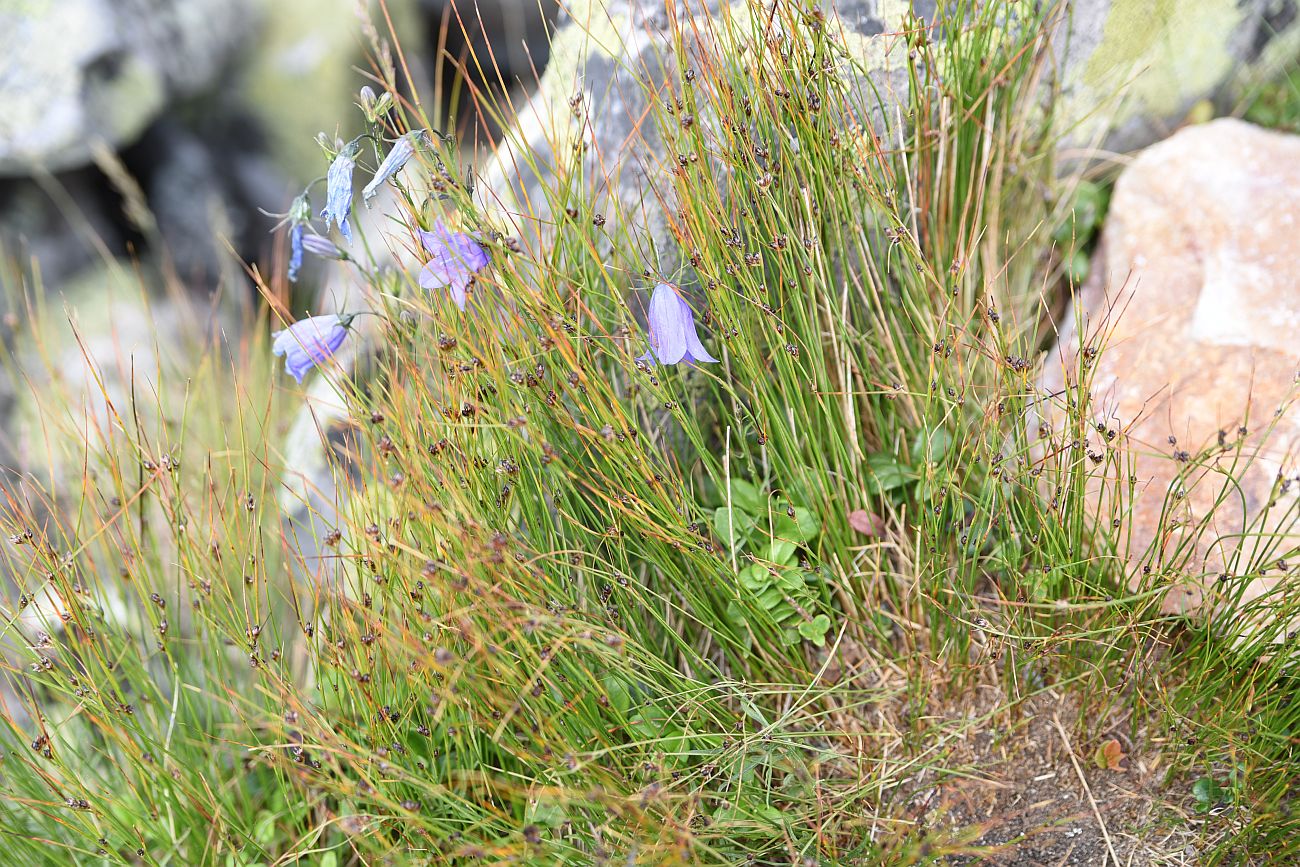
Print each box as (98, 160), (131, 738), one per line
(0, 0), (556, 291)
(0, 0), (556, 480)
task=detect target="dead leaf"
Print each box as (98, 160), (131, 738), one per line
(848, 509), (885, 536)
(1093, 738), (1127, 771)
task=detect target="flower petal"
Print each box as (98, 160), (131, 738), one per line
(418, 222), (488, 307)
(448, 273), (470, 310)
(647, 283), (688, 365)
(287, 223), (305, 283)
(418, 258), (453, 290)
(683, 325), (719, 364)
(302, 233), (344, 259)
(272, 315), (350, 381)
(322, 145), (358, 244)
(362, 131), (425, 205)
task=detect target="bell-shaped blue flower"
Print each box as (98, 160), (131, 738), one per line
(283, 192), (313, 283)
(638, 282), (719, 366)
(302, 233), (346, 261)
(288, 223), (306, 283)
(363, 130), (428, 205)
(321, 140), (361, 243)
(272, 314), (355, 382)
(417, 221), (490, 310)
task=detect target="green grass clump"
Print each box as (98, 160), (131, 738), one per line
(1, 1), (1299, 864)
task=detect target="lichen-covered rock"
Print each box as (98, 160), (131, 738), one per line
(477, 0), (918, 251)
(477, 0), (1300, 228)
(0, 0), (258, 176)
(1039, 118), (1300, 620)
(1057, 0), (1300, 152)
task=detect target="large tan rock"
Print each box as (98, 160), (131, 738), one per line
(1041, 118), (1300, 619)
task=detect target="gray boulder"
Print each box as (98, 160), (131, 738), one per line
(1056, 0), (1300, 152)
(476, 0), (1300, 228)
(0, 0), (259, 176)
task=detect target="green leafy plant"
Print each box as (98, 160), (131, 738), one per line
(714, 478), (830, 646)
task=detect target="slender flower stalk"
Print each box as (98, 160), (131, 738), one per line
(321, 140), (361, 243)
(363, 130), (429, 205)
(638, 282), (719, 366)
(418, 221), (490, 310)
(272, 313), (355, 382)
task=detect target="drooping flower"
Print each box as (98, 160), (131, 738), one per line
(321, 140), (361, 243)
(637, 282), (719, 366)
(302, 233), (346, 261)
(288, 223), (306, 283)
(280, 192), (313, 283)
(417, 221), (490, 310)
(272, 314), (355, 383)
(363, 130), (429, 205)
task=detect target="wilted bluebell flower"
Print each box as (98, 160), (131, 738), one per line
(637, 282), (719, 366)
(272, 313), (355, 382)
(321, 140), (361, 243)
(282, 193), (312, 283)
(362, 130), (428, 205)
(288, 224), (305, 283)
(417, 221), (490, 310)
(302, 233), (346, 261)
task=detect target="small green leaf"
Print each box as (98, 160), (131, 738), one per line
(321, 853), (339, 867)
(779, 627), (802, 646)
(628, 707), (680, 742)
(775, 568), (805, 592)
(768, 539), (798, 565)
(774, 507), (820, 543)
(715, 801), (786, 828)
(797, 614), (832, 645)
(726, 479), (763, 515)
(723, 600), (754, 647)
(600, 674), (632, 714)
(911, 427), (954, 463)
(739, 564), (768, 590)
(714, 506), (756, 547)
(865, 453), (911, 495)
(253, 811), (277, 846)
(735, 694), (770, 726)
(1192, 777), (1223, 810)
(1071, 179), (1108, 232)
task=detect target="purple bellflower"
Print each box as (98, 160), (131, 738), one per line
(288, 223), (305, 283)
(321, 140), (361, 243)
(417, 221), (490, 310)
(638, 282), (719, 366)
(272, 313), (356, 383)
(363, 130), (429, 205)
(302, 233), (346, 261)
